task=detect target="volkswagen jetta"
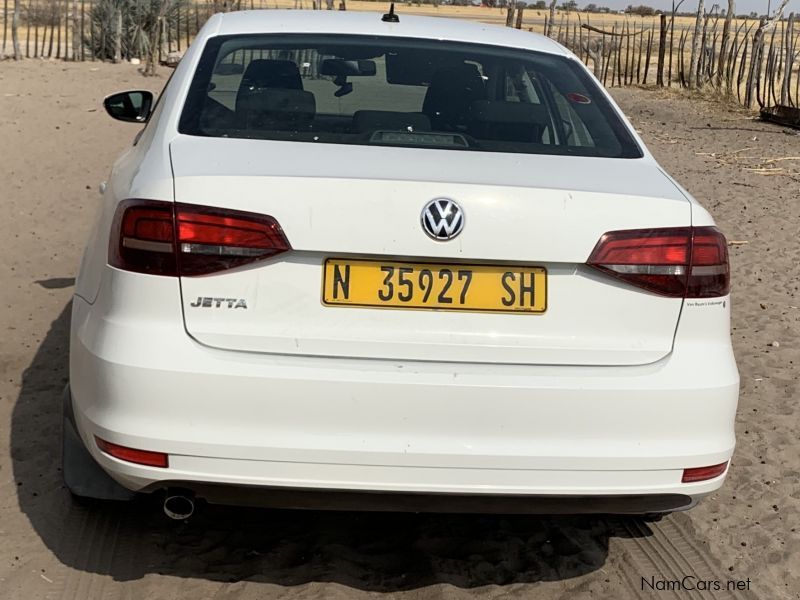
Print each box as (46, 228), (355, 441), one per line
(64, 9), (739, 516)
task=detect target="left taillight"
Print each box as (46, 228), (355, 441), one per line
(109, 200), (291, 276)
(95, 437), (169, 468)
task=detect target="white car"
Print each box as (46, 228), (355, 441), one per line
(65, 9), (739, 519)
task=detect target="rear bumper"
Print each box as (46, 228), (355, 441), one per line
(69, 274), (739, 511)
(143, 481), (697, 514)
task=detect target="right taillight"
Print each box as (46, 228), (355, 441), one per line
(109, 200), (291, 276)
(686, 227), (730, 297)
(587, 226), (729, 298)
(681, 461), (728, 483)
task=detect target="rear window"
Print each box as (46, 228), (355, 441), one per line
(179, 34), (642, 158)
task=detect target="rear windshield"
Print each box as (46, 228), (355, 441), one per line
(179, 34), (642, 158)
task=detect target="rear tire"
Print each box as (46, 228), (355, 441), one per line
(642, 512), (666, 522)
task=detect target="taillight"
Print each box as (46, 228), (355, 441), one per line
(110, 200), (178, 276)
(95, 437), (169, 468)
(681, 461), (728, 483)
(109, 200), (291, 276)
(587, 226), (729, 298)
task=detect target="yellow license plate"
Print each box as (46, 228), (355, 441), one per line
(322, 259), (547, 313)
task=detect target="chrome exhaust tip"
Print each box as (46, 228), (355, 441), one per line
(163, 490), (195, 521)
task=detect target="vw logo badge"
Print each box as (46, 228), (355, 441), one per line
(421, 198), (464, 241)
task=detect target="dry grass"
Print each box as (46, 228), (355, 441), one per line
(1, 0), (792, 110)
(0, 3), (763, 58)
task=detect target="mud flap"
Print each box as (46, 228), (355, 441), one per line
(62, 385), (136, 501)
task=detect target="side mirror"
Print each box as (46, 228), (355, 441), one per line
(103, 90), (154, 123)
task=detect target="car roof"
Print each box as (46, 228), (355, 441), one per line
(211, 10), (569, 56)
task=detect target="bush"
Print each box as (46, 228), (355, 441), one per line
(89, 0), (187, 61)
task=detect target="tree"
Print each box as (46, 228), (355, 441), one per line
(585, 2), (598, 11)
(626, 4), (656, 15)
(560, 0), (577, 10)
(532, 0), (545, 7)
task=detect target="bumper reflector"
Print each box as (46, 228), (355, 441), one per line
(95, 437), (169, 468)
(681, 461), (728, 483)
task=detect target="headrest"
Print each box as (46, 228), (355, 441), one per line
(239, 59), (303, 91)
(422, 63), (487, 129)
(428, 64), (485, 95)
(236, 89), (316, 129)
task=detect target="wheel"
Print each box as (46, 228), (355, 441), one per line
(642, 512), (666, 523)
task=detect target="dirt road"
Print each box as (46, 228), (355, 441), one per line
(0, 60), (797, 599)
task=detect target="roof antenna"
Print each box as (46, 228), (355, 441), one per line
(382, 3), (399, 22)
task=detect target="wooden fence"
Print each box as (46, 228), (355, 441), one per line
(0, 0), (227, 62)
(1, 1), (799, 111)
(520, 6), (799, 110)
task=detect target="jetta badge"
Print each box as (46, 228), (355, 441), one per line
(421, 198), (464, 241)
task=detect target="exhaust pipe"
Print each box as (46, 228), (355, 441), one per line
(163, 490), (195, 521)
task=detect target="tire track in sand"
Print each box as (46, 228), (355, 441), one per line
(611, 514), (757, 600)
(45, 501), (146, 600)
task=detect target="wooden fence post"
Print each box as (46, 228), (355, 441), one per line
(657, 14), (666, 86)
(643, 25), (654, 84)
(11, 0), (19, 58)
(736, 37), (748, 102)
(745, 25), (764, 107)
(635, 21), (643, 84)
(71, 0), (79, 60)
(505, 5), (514, 27)
(782, 13), (794, 105)
(90, 0), (95, 60)
(33, 2), (38, 57)
(699, 11), (710, 84)
(716, 0), (735, 87)
(688, 0), (704, 88)
(678, 28), (688, 86)
(515, 6), (523, 30)
(47, 0), (55, 57)
(612, 23), (625, 87)
(176, 3), (182, 52)
(24, 1), (29, 57)
(795, 31), (800, 105)
(56, 0), (62, 58)
(160, 16), (166, 62)
(2, 0), (8, 59)
(113, 7), (121, 62)
(81, 0), (86, 60)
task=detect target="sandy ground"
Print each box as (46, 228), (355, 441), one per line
(0, 59), (798, 599)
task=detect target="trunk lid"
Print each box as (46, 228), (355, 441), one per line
(171, 136), (690, 366)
